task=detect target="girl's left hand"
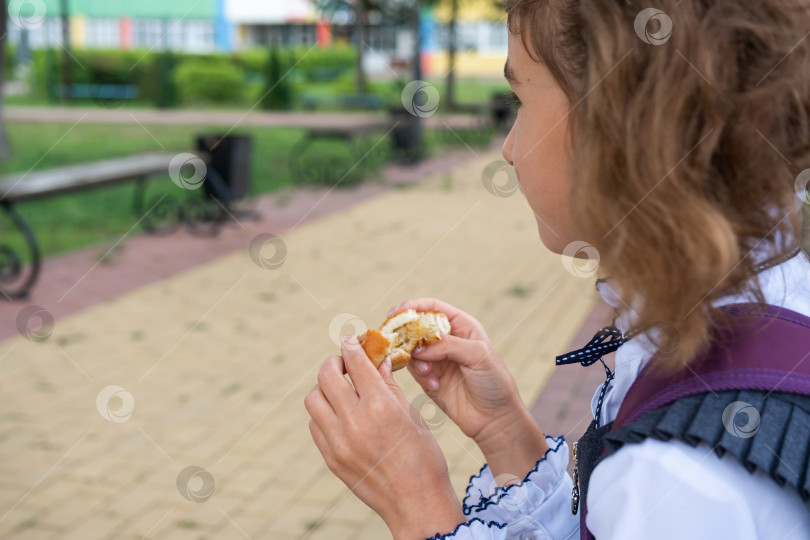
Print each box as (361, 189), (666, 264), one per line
(304, 334), (466, 539)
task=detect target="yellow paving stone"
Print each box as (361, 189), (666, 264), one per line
(0, 502), (45, 538)
(155, 523), (217, 540)
(112, 502), (178, 538)
(301, 519), (360, 540)
(214, 511), (272, 539)
(2, 148), (597, 539)
(216, 467), (273, 498)
(233, 499), (287, 527)
(169, 502), (227, 528)
(104, 483), (175, 518)
(319, 491), (375, 525)
(261, 500), (328, 538)
(352, 513), (393, 540)
(6, 527), (60, 540)
(58, 513), (123, 540)
(37, 490), (108, 529)
(295, 471), (352, 506)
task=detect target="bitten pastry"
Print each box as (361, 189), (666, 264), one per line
(359, 309), (451, 371)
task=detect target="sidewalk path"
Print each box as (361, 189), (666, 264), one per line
(0, 143), (479, 343)
(0, 146), (600, 539)
(7, 106), (483, 129)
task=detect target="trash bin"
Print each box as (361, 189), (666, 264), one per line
(195, 134), (252, 203)
(388, 106), (422, 162)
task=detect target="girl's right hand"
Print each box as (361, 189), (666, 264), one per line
(388, 298), (526, 448)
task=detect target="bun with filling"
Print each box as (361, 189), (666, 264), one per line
(359, 309), (451, 371)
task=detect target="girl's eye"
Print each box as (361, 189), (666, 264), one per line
(505, 91), (522, 112)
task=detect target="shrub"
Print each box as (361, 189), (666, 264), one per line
(260, 47), (293, 110)
(26, 45), (357, 107)
(173, 60), (243, 104)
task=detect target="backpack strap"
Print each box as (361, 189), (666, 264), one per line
(614, 302), (810, 427)
(578, 302), (810, 540)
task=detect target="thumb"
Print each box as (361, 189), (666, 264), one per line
(378, 355), (397, 387)
(377, 355), (409, 401)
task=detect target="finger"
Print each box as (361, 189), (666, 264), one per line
(304, 383), (336, 424)
(407, 361), (440, 392)
(389, 297), (459, 318)
(318, 355), (359, 414)
(410, 333), (488, 369)
(389, 297), (476, 329)
(341, 334), (382, 396)
(410, 358), (432, 376)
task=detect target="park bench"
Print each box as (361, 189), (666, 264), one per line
(0, 148), (248, 300)
(448, 94), (516, 131)
(53, 83), (139, 106)
(299, 93), (387, 110)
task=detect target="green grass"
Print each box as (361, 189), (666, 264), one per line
(0, 122), (309, 258)
(0, 120), (495, 259)
(7, 77), (511, 113)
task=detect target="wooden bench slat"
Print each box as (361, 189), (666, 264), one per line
(0, 152), (180, 202)
(306, 122), (394, 139)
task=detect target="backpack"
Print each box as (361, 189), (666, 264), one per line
(568, 302), (810, 540)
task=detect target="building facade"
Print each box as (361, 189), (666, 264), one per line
(8, 0), (224, 53)
(6, 0), (506, 77)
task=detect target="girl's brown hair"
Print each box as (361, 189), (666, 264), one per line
(505, 0), (810, 375)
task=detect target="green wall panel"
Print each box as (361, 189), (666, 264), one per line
(38, 0), (216, 19)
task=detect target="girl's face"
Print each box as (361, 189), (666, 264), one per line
(502, 31), (578, 255)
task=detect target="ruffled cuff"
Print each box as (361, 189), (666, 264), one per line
(424, 517), (508, 540)
(462, 435), (570, 521)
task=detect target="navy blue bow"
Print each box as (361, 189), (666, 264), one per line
(555, 325), (626, 428)
(555, 326), (625, 367)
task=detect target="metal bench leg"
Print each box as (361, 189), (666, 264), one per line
(0, 202), (41, 300)
(183, 167), (225, 238)
(134, 176), (182, 236)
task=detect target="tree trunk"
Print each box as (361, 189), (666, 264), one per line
(446, 0), (457, 110)
(411, 0), (422, 160)
(60, 0), (72, 103)
(0, 0), (13, 159)
(355, 3), (367, 94)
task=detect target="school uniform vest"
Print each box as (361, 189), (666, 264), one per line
(572, 302), (810, 540)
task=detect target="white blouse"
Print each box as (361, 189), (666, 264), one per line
(431, 249), (810, 539)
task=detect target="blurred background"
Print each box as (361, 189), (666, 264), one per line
(0, 0), (516, 262)
(0, 1), (604, 539)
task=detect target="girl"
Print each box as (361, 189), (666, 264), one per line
(304, 0), (810, 538)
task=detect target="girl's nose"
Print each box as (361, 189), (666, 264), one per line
(502, 123), (516, 166)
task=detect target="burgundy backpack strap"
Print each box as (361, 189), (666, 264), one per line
(579, 303), (810, 539)
(614, 302), (810, 428)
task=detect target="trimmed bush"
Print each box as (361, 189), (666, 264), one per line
(173, 60), (243, 104)
(26, 45), (360, 108)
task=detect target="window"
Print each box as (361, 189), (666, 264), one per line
(133, 19), (163, 49)
(363, 24), (397, 52)
(133, 19), (214, 52)
(85, 18), (120, 49)
(244, 24), (317, 48)
(22, 18), (64, 49)
(483, 21), (507, 53)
